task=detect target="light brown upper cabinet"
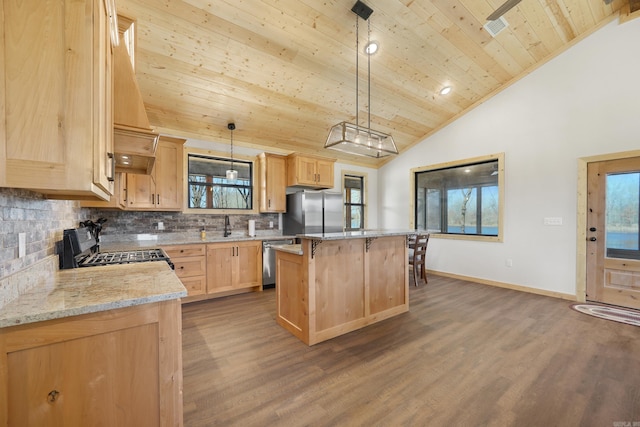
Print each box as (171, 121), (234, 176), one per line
(0, 0), (117, 200)
(258, 153), (287, 213)
(82, 136), (185, 210)
(125, 136), (185, 211)
(287, 154), (335, 189)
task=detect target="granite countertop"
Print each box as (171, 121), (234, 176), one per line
(0, 260), (187, 328)
(298, 229), (416, 241)
(99, 232), (295, 251)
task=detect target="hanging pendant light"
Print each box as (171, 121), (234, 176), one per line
(325, 1), (398, 159)
(226, 123), (238, 181)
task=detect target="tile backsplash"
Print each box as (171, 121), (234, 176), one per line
(84, 209), (280, 237)
(0, 187), (280, 280)
(0, 188), (83, 278)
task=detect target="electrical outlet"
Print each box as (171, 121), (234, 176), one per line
(505, 258), (513, 267)
(18, 233), (26, 258)
(269, 221), (274, 229)
(157, 222), (165, 230)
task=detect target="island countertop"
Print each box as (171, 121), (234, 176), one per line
(0, 258), (187, 328)
(297, 229), (416, 241)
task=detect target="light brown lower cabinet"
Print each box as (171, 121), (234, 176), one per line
(0, 300), (183, 427)
(163, 241), (263, 301)
(162, 244), (207, 297)
(206, 241), (262, 294)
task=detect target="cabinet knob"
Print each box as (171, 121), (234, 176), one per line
(47, 390), (60, 403)
(180, 266), (184, 269)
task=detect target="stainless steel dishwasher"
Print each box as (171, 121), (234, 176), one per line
(262, 238), (294, 288)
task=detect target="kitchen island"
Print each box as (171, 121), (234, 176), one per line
(275, 230), (413, 345)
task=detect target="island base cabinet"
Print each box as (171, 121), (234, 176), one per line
(0, 300), (183, 427)
(276, 236), (409, 345)
(275, 251), (308, 343)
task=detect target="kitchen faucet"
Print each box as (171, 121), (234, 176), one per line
(223, 215), (231, 237)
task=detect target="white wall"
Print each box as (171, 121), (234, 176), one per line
(378, 18), (640, 296)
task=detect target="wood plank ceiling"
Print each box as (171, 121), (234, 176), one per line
(117, 0), (632, 168)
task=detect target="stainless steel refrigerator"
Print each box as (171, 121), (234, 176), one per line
(283, 190), (343, 235)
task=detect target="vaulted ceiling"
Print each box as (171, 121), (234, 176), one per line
(117, 0), (636, 168)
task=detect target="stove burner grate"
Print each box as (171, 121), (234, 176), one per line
(80, 249), (170, 267)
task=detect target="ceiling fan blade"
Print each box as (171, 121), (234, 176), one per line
(486, 0), (523, 21)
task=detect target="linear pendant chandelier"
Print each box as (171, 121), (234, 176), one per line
(325, 1), (398, 158)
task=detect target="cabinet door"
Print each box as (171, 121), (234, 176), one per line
(315, 159), (335, 188)
(127, 173), (156, 209)
(234, 241), (262, 289)
(154, 138), (183, 210)
(260, 154), (286, 212)
(8, 325), (160, 426)
(0, 302), (183, 427)
(288, 156), (318, 186)
(2, 0), (112, 199)
(93, 0), (115, 195)
(206, 243), (235, 293)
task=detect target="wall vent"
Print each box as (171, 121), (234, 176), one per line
(484, 16), (509, 37)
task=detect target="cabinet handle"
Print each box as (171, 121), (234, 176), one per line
(107, 152), (115, 182)
(123, 188), (127, 202)
(156, 194), (160, 205)
(268, 199), (271, 208)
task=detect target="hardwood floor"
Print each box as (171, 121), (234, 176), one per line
(181, 275), (640, 426)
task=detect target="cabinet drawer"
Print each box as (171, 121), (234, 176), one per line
(179, 276), (206, 296)
(172, 256), (207, 278)
(162, 244), (206, 258)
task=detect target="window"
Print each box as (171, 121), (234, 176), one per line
(412, 154), (503, 241)
(606, 171), (640, 259)
(344, 174), (365, 230)
(188, 154), (253, 210)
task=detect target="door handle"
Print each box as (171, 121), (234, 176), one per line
(588, 237), (597, 241)
(589, 227), (596, 232)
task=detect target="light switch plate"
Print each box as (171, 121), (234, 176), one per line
(543, 217), (563, 226)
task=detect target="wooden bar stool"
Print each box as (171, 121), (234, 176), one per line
(409, 234), (429, 286)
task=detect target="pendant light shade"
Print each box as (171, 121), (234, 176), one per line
(325, 1), (397, 158)
(226, 123), (238, 181)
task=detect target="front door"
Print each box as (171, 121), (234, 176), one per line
(586, 157), (640, 309)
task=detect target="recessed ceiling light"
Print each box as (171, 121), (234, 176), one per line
(364, 41), (378, 55)
(440, 86), (452, 95)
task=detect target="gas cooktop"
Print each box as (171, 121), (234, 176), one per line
(58, 226), (173, 270)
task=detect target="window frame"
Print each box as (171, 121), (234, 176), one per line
(410, 153), (504, 242)
(183, 148), (259, 214)
(343, 172), (366, 231)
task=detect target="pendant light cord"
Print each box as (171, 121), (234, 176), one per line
(355, 16), (359, 130)
(367, 19), (371, 135)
